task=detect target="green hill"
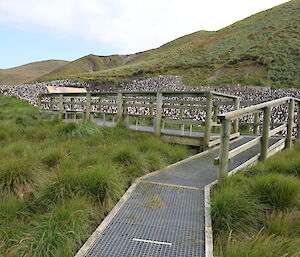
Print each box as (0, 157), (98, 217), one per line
(39, 0), (300, 87)
(0, 60), (69, 85)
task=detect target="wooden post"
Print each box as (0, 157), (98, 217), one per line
(212, 105), (218, 133)
(285, 99), (295, 149)
(253, 112), (259, 135)
(260, 106), (271, 161)
(37, 95), (42, 112)
(58, 94), (64, 120)
(50, 96), (54, 111)
(155, 93), (163, 136)
(204, 92), (213, 149)
(233, 98), (240, 133)
(218, 119), (231, 182)
(297, 102), (300, 140)
(117, 92), (124, 124)
(85, 92), (91, 120)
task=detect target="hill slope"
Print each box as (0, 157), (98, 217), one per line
(0, 60), (69, 85)
(39, 0), (300, 88)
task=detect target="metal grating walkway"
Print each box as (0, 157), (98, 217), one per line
(84, 136), (280, 257)
(87, 184), (204, 257)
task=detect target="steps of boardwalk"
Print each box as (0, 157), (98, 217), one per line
(82, 136), (280, 257)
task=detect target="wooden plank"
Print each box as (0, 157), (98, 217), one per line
(162, 104), (206, 110)
(161, 135), (201, 147)
(233, 98), (240, 133)
(209, 132), (240, 148)
(267, 138), (285, 158)
(58, 94), (64, 120)
(123, 103), (156, 108)
(269, 124), (287, 137)
(219, 97), (291, 120)
(162, 118), (202, 125)
(228, 136), (261, 160)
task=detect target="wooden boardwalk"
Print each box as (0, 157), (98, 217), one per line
(38, 91), (300, 256)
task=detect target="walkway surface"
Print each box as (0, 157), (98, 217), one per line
(84, 136), (279, 257)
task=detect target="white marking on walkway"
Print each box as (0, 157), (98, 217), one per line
(132, 238), (172, 246)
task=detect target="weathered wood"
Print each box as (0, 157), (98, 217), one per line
(297, 102), (300, 140)
(212, 105), (218, 133)
(208, 132), (240, 148)
(58, 94), (64, 120)
(37, 95), (42, 112)
(162, 104), (206, 110)
(155, 93), (163, 136)
(218, 119), (231, 182)
(116, 92), (124, 124)
(269, 124), (287, 137)
(50, 96), (54, 111)
(267, 138), (286, 158)
(285, 99), (295, 149)
(204, 92), (213, 149)
(219, 97), (290, 120)
(260, 106), (271, 161)
(85, 92), (91, 120)
(233, 98), (240, 133)
(253, 112), (259, 135)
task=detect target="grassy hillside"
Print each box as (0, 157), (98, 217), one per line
(0, 95), (193, 256)
(212, 144), (300, 256)
(38, 0), (300, 88)
(0, 60), (68, 85)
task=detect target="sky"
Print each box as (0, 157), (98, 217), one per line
(0, 0), (289, 69)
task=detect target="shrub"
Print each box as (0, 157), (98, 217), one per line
(250, 173), (300, 210)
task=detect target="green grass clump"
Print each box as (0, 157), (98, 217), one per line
(0, 156), (37, 197)
(9, 196), (94, 257)
(250, 173), (300, 210)
(263, 211), (297, 237)
(38, 166), (124, 210)
(217, 233), (300, 257)
(212, 178), (262, 235)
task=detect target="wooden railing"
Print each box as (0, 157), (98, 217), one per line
(38, 91), (239, 149)
(215, 97), (300, 182)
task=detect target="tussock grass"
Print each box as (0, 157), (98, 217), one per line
(250, 173), (300, 210)
(0, 94), (193, 255)
(212, 143), (300, 256)
(212, 179), (262, 235)
(0, 155), (38, 198)
(216, 233), (300, 257)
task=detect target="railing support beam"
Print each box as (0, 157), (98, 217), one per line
(155, 93), (163, 136)
(253, 112), (259, 135)
(260, 106), (271, 161)
(218, 119), (231, 182)
(117, 92), (124, 124)
(297, 102), (300, 140)
(204, 92), (213, 149)
(285, 99), (295, 149)
(233, 98), (240, 133)
(85, 92), (91, 120)
(58, 94), (64, 120)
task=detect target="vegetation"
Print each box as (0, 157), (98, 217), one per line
(212, 143), (300, 257)
(0, 60), (68, 85)
(36, 0), (300, 88)
(0, 94), (193, 256)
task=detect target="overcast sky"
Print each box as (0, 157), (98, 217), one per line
(0, 0), (289, 69)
